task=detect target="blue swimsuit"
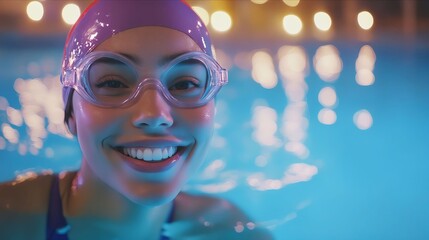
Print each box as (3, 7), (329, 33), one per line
(46, 175), (173, 240)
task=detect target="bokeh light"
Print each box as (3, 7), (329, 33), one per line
(356, 45), (376, 86)
(283, 14), (303, 35)
(278, 45), (307, 78)
(356, 69), (375, 86)
(277, 45), (309, 159)
(2, 123), (19, 144)
(191, 6), (210, 26)
(357, 11), (374, 30)
(251, 51), (278, 89)
(318, 87), (337, 108)
(26, 1), (44, 21)
(211, 11), (232, 32)
(313, 45), (343, 82)
(252, 105), (281, 147)
(247, 163), (317, 191)
(356, 45), (376, 71)
(318, 108), (337, 125)
(6, 107), (23, 127)
(62, 3), (81, 25)
(251, 0), (269, 4)
(353, 109), (373, 130)
(314, 11), (332, 31)
(282, 0), (300, 7)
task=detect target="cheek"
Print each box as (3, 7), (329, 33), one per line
(72, 98), (130, 176)
(179, 101), (215, 135)
(72, 97), (124, 143)
(74, 101), (105, 133)
(177, 102), (215, 176)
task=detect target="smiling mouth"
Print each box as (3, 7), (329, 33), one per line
(119, 146), (181, 162)
(114, 143), (189, 172)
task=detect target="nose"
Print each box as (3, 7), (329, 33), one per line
(131, 88), (174, 130)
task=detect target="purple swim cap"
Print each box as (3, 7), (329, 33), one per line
(61, 0), (212, 107)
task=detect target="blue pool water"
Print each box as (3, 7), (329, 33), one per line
(1, 33), (429, 239)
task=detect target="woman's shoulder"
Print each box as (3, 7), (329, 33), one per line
(171, 192), (274, 240)
(0, 173), (55, 213)
(0, 173), (58, 239)
(176, 192), (234, 215)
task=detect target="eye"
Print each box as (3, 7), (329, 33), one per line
(95, 77), (129, 89)
(169, 79), (200, 91)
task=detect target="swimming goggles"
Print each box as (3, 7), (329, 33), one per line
(62, 51), (228, 108)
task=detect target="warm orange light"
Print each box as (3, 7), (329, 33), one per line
(314, 12), (332, 31)
(282, 0), (300, 7)
(251, 0), (269, 4)
(283, 15), (303, 35)
(62, 3), (81, 25)
(357, 11), (374, 30)
(211, 11), (232, 32)
(26, 1), (44, 21)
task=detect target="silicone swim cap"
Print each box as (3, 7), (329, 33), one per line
(61, 0), (213, 108)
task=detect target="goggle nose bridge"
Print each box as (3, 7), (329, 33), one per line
(129, 77), (171, 100)
(123, 77), (193, 108)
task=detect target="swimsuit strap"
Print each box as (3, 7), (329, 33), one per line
(160, 202), (175, 240)
(166, 201), (175, 224)
(46, 175), (70, 240)
(46, 174), (174, 240)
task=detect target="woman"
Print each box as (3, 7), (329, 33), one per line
(0, 1), (272, 239)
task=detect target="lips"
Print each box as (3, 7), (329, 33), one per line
(114, 144), (187, 173)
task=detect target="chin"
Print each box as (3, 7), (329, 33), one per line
(115, 173), (184, 206)
(126, 187), (180, 206)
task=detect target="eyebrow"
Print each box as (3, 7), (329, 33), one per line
(117, 52), (140, 64)
(116, 51), (189, 66)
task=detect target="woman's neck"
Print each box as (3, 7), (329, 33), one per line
(61, 160), (172, 238)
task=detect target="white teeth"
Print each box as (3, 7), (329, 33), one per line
(122, 147), (178, 162)
(137, 149), (144, 159)
(143, 148), (151, 160)
(153, 148), (162, 161)
(168, 146), (174, 157)
(162, 148), (168, 159)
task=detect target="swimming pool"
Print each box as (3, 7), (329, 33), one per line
(1, 32), (429, 239)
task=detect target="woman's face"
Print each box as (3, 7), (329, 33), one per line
(68, 27), (215, 205)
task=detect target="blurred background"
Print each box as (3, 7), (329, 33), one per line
(1, 0), (429, 239)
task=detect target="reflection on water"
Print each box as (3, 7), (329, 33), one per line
(252, 105), (280, 147)
(318, 107), (337, 125)
(278, 46), (309, 159)
(247, 163), (318, 191)
(353, 109), (373, 130)
(252, 51), (278, 89)
(318, 86), (337, 108)
(1, 75), (71, 158)
(313, 45), (343, 82)
(356, 45), (376, 86)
